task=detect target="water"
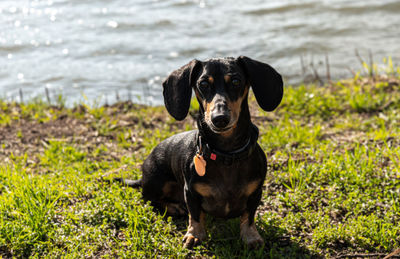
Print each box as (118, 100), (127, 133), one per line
(1, 0), (399, 106)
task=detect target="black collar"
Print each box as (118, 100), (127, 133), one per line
(196, 124), (259, 165)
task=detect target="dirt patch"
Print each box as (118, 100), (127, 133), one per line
(0, 101), (196, 165)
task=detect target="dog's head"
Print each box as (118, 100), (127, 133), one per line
(162, 56), (283, 133)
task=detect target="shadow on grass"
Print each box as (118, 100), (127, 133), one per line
(170, 215), (319, 259)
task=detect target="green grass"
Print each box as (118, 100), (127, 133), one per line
(0, 70), (399, 258)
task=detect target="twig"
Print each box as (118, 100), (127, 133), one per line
(142, 81), (151, 105)
(45, 87), (51, 104)
(335, 253), (392, 258)
(115, 90), (120, 102)
(335, 249), (400, 259)
(355, 49), (364, 68)
(19, 88), (23, 103)
(101, 165), (128, 179)
(383, 248), (400, 259)
(300, 54), (307, 76)
(368, 49), (374, 78)
(346, 66), (357, 77)
(310, 59), (324, 86)
(325, 54), (331, 83)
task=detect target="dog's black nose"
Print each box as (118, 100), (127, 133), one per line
(211, 114), (230, 129)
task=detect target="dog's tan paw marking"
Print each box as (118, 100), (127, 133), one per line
(182, 213), (206, 249)
(240, 213), (264, 249)
(182, 233), (203, 249)
(182, 228), (206, 249)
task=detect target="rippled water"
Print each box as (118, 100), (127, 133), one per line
(1, 0), (399, 105)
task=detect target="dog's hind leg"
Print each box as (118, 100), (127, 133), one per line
(148, 181), (186, 216)
(141, 162), (186, 216)
(114, 175), (186, 216)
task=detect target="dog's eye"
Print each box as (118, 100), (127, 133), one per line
(199, 81), (209, 88)
(232, 79), (241, 87)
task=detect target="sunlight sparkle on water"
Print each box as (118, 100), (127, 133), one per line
(9, 7), (17, 13)
(169, 51), (179, 58)
(22, 7), (29, 14)
(106, 21), (118, 28)
(30, 40), (39, 47)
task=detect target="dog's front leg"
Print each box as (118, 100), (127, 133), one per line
(182, 187), (206, 249)
(240, 187), (264, 249)
(183, 212), (206, 249)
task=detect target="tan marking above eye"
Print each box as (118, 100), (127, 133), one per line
(208, 76), (214, 84)
(224, 75), (231, 83)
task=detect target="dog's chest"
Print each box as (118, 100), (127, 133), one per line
(193, 165), (261, 218)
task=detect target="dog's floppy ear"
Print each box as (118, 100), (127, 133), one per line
(162, 59), (201, 120)
(237, 56), (283, 111)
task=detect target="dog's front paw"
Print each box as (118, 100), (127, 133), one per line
(240, 218), (264, 249)
(243, 231), (264, 249)
(182, 214), (206, 249)
(182, 232), (204, 249)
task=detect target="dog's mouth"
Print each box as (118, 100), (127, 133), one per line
(209, 123), (233, 133)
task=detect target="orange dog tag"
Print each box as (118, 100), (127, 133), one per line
(193, 154), (206, 176)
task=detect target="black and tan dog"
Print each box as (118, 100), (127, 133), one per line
(122, 56), (283, 249)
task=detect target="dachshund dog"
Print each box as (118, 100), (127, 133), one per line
(122, 56), (283, 249)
